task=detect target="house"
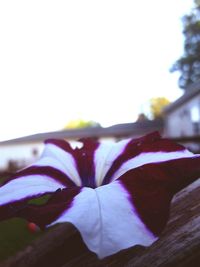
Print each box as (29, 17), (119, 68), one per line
(164, 81), (200, 137)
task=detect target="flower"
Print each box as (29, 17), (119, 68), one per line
(0, 131), (200, 258)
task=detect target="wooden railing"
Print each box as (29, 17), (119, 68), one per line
(170, 135), (200, 144)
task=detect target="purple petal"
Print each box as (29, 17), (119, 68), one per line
(101, 132), (192, 184)
(43, 140), (82, 186)
(47, 187), (101, 249)
(45, 182), (157, 258)
(46, 138), (99, 188)
(16, 187), (81, 229)
(0, 193), (49, 221)
(119, 156), (200, 236)
(94, 139), (130, 186)
(6, 166), (76, 187)
(0, 149), (78, 216)
(95, 181), (158, 258)
(0, 166), (69, 207)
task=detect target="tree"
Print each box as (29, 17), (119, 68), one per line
(136, 113), (149, 122)
(149, 97), (170, 119)
(64, 119), (101, 129)
(171, 1), (200, 89)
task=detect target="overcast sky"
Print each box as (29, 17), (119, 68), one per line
(0, 0), (194, 141)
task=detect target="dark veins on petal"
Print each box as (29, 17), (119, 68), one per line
(102, 131), (184, 185)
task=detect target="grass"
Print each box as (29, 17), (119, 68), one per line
(0, 218), (43, 262)
(0, 177), (48, 262)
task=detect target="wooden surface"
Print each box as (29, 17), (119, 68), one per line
(1, 179), (200, 267)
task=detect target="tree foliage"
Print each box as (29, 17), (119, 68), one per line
(149, 97), (170, 119)
(136, 113), (149, 122)
(64, 119), (101, 129)
(171, 1), (200, 89)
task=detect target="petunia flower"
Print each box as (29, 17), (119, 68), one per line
(0, 132), (200, 258)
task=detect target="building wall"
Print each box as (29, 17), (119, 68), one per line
(165, 95), (200, 137)
(0, 143), (44, 172)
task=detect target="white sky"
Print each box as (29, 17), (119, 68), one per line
(0, 0), (194, 141)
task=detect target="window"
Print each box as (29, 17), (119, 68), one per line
(191, 106), (200, 122)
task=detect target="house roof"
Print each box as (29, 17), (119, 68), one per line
(164, 80), (200, 114)
(0, 120), (163, 146)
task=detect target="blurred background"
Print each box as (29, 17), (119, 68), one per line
(1, 0), (200, 261)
